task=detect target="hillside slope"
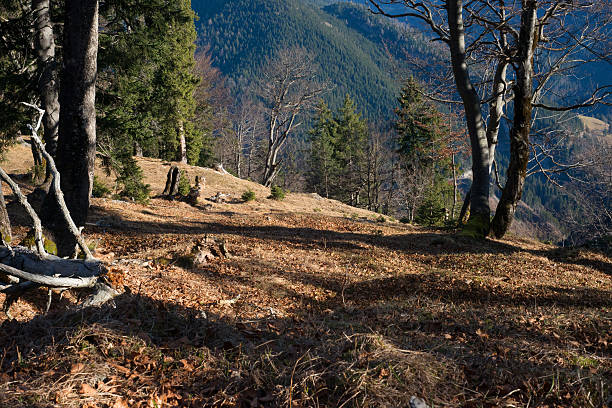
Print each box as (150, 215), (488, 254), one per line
(194, 0), (443, 118)
(0, 145), (610, 407)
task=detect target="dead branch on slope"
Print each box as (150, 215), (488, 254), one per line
(0, 104), (117, 316)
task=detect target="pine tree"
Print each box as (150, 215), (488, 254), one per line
(307, 101), (338, 198)
(335, 95), (368, 206)
(395, 78), (453, 225)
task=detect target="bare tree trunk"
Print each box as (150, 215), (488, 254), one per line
(451, 153), (457, 220)
(235, 123), (243, 178)
(134, 141), (143, 157)
(178, 120), (187, 164)
(491, 2), (537, 238)
(447, 0), (490, 235)
(0, 183), (11, 243)
(458, 187), (471, 224)
(43, 0), (98, 257)
(169, 166), (181, 196)
(33, 0), (59, 159)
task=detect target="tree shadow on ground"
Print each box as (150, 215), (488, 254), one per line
(0, 286), (609, 407)
(88, 206), (612, 276)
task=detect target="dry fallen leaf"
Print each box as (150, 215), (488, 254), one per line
(70, 362), (86, 373)
(80, 383), (98, 396)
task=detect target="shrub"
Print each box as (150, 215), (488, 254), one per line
(116, 155), (150, 205)
(376, 215), (386, 223)
(178, 170), (191, 196)
(92, 176), (111, 198)
(400, 216), (411, 224)
(269, 185), (286, 201)
(242, 189), (256, 202)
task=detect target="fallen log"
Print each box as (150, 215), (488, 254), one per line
(0, 104), (117, 316)
(0, 247), (103, 278)
(0, 263), (97, 288)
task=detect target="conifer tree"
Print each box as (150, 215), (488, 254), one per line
(307, 101), (338, 198)
(335, 95), (368, 206)
(307, 95), (368, 206)
(395, 78), (453, 225)
(153, 0), (201, 164)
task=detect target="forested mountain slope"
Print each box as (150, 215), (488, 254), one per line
(193, 0), (443, 118)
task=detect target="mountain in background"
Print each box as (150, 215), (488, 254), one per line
(193, 0), (444, 119)
(191, 0), (610, 242)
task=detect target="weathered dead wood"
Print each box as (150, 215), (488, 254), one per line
(26, 119), (93, 259)
(0, 104), (117, 315)
(0, 263), (97, 288)
(0, 167), (46, 256)
(213, 163), (229, 175)
(0, 247), (104, 278)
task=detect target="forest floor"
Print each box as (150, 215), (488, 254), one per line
(0, 144), (610, 408)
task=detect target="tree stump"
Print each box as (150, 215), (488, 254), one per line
(186, 175), (203, 205)
(163, 166), (181, 197)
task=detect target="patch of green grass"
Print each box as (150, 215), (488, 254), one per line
(570, 354), (600, 369)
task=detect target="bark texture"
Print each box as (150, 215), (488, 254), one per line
(490, 1), (537, 238)
(178, 120), (187, 164)
(33, 0), (60, 158)
(447, 0), (491, 235)
(163, 166), (181, 197)
(0, 183), (10, 243)
(43, 0), (98, 257)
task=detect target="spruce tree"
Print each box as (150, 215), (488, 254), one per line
(395, 78), (453, 225)
(307, 95), (368, 206)
(152, 0), (201, 164)
(307, 101), (338, 198)
(335, 95), (368, 206)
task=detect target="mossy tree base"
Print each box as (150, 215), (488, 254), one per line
(458, 213), (490, 239)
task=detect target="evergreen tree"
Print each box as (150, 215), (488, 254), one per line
(307, 101), (338, 198)
(307, 95), (368, 206)
(152, 0), (201, 164)
(98, 0), (202, 164)
(395, 78), (453, 225)
(335, 95), (368, 206)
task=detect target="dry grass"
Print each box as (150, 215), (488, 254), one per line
(0, 145), (610, 407)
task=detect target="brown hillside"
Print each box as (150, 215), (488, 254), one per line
(0, 144), (610, 407)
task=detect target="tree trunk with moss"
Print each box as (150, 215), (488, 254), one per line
(42, 0), (98, 257)
(490, 2), (537, 238)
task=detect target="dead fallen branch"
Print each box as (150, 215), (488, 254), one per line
(0, 104), (116, 314)
(0, 167), (46, 256)
(23, 102), (93, 260)
(0, 263), (97, 289)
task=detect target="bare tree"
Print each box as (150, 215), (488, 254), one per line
(228, 97), (263, 178)
(259, 48), (327, 187)
(369, 0), (611, 238)
(42, 0), (98, 257)
(32, 0), (59, 159)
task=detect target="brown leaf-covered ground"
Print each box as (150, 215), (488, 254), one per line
(0, 146), (610, 407)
